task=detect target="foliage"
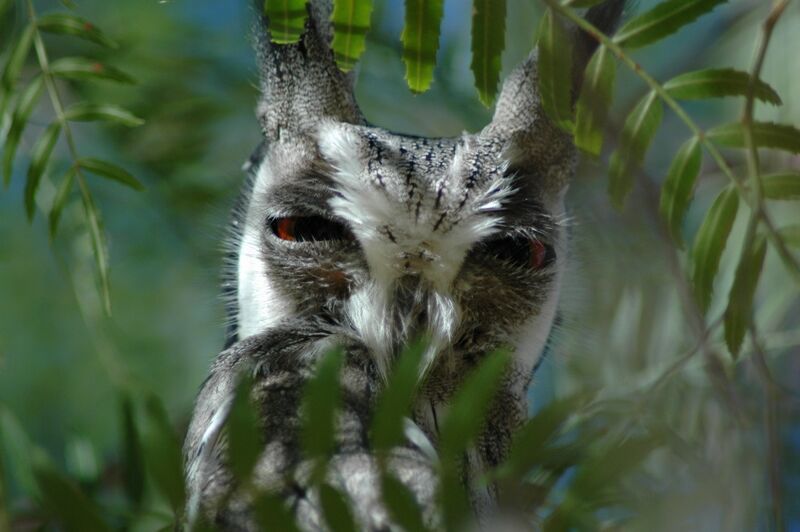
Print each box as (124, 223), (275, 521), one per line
(1, 0), (799, 530)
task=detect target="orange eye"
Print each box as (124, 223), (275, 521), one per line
(269, 216), (354, 242)
(530, 239), (547, 269)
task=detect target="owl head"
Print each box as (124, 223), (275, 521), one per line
(228, 1), (625, 387)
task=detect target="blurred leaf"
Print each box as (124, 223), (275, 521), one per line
(381, 474), (430, 532)
(664, 68), (781, 105)
(439, 351), (511, 459)
(3, 75), (44, 186)
(371, 339), (426, 454)
(0, 407), (38, 498)
(49, 57), (135, 84)
(64, 102), (144, 127)
(659, 136), (702, 246)
(330, 0), (373, 72)
(33, 459), (112, 532)
(570, 435), (659, 501)
(537, 8), (574, 131)
(778, 224), (800, 248)
(401, 0), (444, 93)
(226, 374), (262, 482)
(614, 0), (726, 49)
(36, 13), (117, 48)
(319, 483), (357, 532)
(691, 187), (739, 314)
(568, 0), (608, 6)
(264, 0), (308, 44)
(141, 395), (186, 515)
(120, 394), (145, 509)
(252, 491), (300, 532)
(724, 235), (767, 358)
(24, 121), (62, 220)
(78, 157), (144, 191)
(439, 466), (468, 532)
(470, 0), (506, 106)
(574, 44), (615, 155)
(301, 347), (344, 482)
(49, 166), (75, 239)
(708, 121), (800, 154)
(1, 23), (34, 90)
(78, 184), (112, 315)
(608, 90), (663, 210)
(760, 172), (800, 200)
(0, 0), (13, 18)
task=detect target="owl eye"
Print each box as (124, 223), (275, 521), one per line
(269, 216), (354, 242)
(481, 236), (555, 270)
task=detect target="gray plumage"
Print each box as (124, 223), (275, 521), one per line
(186, 1), (626, 529)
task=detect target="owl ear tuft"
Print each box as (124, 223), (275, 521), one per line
(253, 1), (363, 140)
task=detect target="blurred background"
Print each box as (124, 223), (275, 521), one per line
(1, 0), (798, 529)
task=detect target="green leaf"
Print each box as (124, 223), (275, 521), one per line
(78, 158), (144, 191)
(226, 374), (262, 482)
(3, 75), (44, 186)
(78, 185), (111, 315)
(574, 45), (616, 155)
(760, 172), (800, 200)
(401, 0), (444, 94)
(301, 347), (344, 482)
(264, 0), (309, 44)
(470, 0), (506, 106)
(330, 0), (373, 72)
(1, 23), (34, 90)
(36, 13), (117, 48)
(120, 394), (145, 509)
(49, 57), (135, 84)
(63, 102), (144, 127)
(370, 339), (426, 454)
(381, 474), (430, 532)
(49, 166), (76, 239)
(33, 459), (112, 532)
(691, 187), (739, 314)
(252, 491), (300, 532)
(536, 8), (574, 131)
(608, 90), (663, 210)
(614, 0), (727, 49)
(25, 121), (62, 221)
(319, 483), (357, 532)
(664, 68), (781, 105)
(141, 395), (186, 515)
(659, 136), (702, 246)
(708, 122), (800, 155)
(778, 225), (800, 249)
(724, 235), (767, 358)
(0, 407), (38, 498)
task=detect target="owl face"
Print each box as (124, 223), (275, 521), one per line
(236, 121), (571, 380)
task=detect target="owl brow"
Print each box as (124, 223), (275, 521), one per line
(261, 180), (336, 217)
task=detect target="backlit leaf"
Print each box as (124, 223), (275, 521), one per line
(608, 90), (663, 210)
(537, 8), (574, 131)
(33, 459), (112, 532)
(691, 187), (739, 314)
(141, 395), (185, 515)
(330, 0), (373, 71)
(1, 23), (34, 90)
(319, 483), (357, 532)
(3, 75), (44, 186)
(64, 102), (144, 127)
(401, 0), (444, 93)
(264, 0), (309, 44)
(36, 13), (117, 48)
(78, 158), (144, 191)
(471, 0), (506, 106)
(724, 235), (767, 358)
(49, 57), (135, 84)
(226, 374), (262, 482)
(614, 0), (727, 49)
(25, 121), (62, 220)
(659, 136), (702, 246)
(301, 347), (344, 482)
(664, 68), (781, 105)
(49, 166), (76, 239)
(708, 121), (800, 154)
(371, 339), (426, 454)
(574, 44), (616, 155)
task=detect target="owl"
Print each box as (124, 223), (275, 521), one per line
(184, 1), (626, 529)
